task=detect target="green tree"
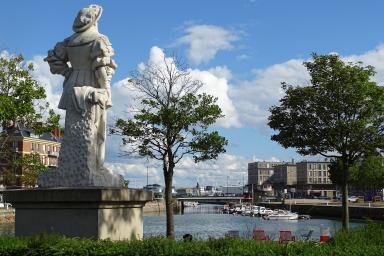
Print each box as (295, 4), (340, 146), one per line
(331, 155), (384, 190)
(0, 54), (60, 185)
(13, 153), (48, 187)
(268, 54), (384, 230)
(113, 55), (227, 238)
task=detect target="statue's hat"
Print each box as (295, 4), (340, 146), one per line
(73, 4), (103, 33)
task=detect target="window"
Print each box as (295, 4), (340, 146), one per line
(37, 144), (40, 152)
(318, 171), (322, 176)
(42, 144), (46, 153)
(31, 143), (34, 152)
(48, 145), (51, 152)
(323, 171), (327, 177)
(309, 178), (313, 183)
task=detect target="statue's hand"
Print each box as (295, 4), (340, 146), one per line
(88, 90), (107, 109)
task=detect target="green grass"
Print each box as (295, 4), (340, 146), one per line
(0, 223), (383, 256)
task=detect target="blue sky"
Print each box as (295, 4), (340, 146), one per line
(2, 1), (384, 188)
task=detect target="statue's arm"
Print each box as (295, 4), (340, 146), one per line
(44, 39), (70, 77)
(91, 36), (117, 108)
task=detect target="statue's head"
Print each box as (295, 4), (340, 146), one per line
(73, 4), (102, 33)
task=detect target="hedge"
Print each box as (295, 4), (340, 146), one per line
(0, 222), (383, 256)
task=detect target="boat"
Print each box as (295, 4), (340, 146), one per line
(265, 209), (299, 220)
(298, 214), (311, 220)
(184, 201), (199, 207)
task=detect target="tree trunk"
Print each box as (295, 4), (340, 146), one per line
(164, 170), (174, 239)
(341, 163), (350, 231)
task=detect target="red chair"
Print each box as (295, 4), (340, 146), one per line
(252, 229), (270, 240)
(279, 230), (296, 243)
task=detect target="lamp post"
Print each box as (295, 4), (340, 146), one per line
(226, 176), (229, 196)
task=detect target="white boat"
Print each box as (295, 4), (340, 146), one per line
(266, 209), (299, 220)
(184, 201), (199, 207)
(259, 206), (274, 215)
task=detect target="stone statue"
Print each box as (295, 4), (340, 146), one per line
(38, 4), (123, 187)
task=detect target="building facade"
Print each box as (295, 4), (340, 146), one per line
(0, 128), (61, 187)
(273, 163), (297, 186)
(296, 161), (336, 198)
(248, 161), (282, 195)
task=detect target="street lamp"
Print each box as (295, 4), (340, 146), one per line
(226, 176), (229, 195)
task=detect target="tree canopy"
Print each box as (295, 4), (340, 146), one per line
(329, 155), (384, 190)
(0, 55), (60, 130)
(268, 53), (384, 230)
(0, 54), (60, 186)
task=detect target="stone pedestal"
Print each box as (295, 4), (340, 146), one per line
(4, 188), (153, 240)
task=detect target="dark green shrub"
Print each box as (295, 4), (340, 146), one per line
(0, 223), (383, 256)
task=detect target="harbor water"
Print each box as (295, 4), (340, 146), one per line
(0, 204), (364, 240)
(144, 204), (363, 240)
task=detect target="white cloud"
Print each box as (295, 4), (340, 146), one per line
(250, 155), (280, 162)
(230, 59), (309, 127)
(344, 44), (384, 84)
(229, 44), (384, 128)
(208, 66), (233, 80)
(130, 46), (241, 128)
(236, 54), (250, 60)
(29, 55), (65, 120)
(190, 68), (240, 127)
(175, 25), (239, 65)
(104, 153), (248, 188)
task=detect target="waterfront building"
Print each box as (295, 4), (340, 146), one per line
(248, 161), (282, 196)
(176, 187), (195, 197)
(272, 162), (297, 196)
(143, 183), (164, 199)
(143, 184), (163, 193)
(296, 160), (336, 198)
(220, 185), (245, 196)
(0, 127), (61, 187)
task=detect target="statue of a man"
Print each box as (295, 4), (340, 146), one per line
(38, 4), (123, 187)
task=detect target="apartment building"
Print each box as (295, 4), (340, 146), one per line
(248, 161), (282, 195)
(273, 162), (297, 186)
(0, 127), (61, 187)
(296, 161), (336, 198)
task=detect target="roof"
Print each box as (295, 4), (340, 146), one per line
(2, 126), (61, 143)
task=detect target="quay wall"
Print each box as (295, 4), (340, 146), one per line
(0, 209), (15, 223)
(143, 200), (182, 213)
(259, 203), (384, 220)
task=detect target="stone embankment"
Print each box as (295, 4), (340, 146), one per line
(143, 200), (165, 213)
(0, 208), (15, 223)
(143, 200), (182, 214)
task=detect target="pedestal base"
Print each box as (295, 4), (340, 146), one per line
(4, 188), (153, 240)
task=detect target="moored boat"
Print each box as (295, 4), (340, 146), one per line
(266, 209), (299, 220)
(184, 201), (199, 207)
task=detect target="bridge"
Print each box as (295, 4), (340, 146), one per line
(176, 196), (251, 205)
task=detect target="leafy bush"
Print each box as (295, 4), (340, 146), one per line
(0, 223), (383, 256)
